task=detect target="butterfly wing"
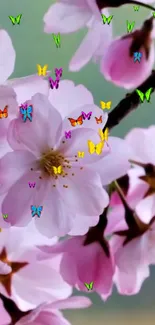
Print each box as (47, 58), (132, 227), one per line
(37, 64), (42, 76)
(95, 116), (102, 124)
(145, 88), (153, 102)
(31, 205), (37, 217)
(77, 115), (83, 125)
(100, 101), (106, 110)
(53, 166), (58, 174)
(104, 128), (109, 141)
(37, 206), (43, 217)
(98, 128), (104, 142)
(131, 21), (135, 30)
(95, 142), (104, 155)
(126, 20), (129, 32)
(3, 106), (8, 118)
(68, 118), (77, 127)
(81, 111), (86, 119)
(88, 140), (95, 154)
(9, 16), (16, 25)
(107, 15), (113, 24)
(55, 68), (63, 78)
(106, 101), (112, 109)
(57, 166), (62, 174)
(27, 105), (33, 122)
(152, 11), (155, 17)
(89, 281), (94, 290)
(16, 14), (22, 24)
(136, 89), (144, 102)
(43, 64), (48, 76)
(84, 283), (90, 290)
(20, 108), (27, 122)
(101, 14), (107, 24)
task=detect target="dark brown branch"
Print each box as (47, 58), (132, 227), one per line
(104, 70), (155, 131)
(96, 0), (155, 11)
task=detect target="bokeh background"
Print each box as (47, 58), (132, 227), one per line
(1, 0), (155, 324)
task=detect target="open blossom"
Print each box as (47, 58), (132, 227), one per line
(100, 17), (155, 89)
(43, 0), (113, 71)
(38, 231), (115, 301)
(0, 80), (132, 237)
(0, 225), (71, 311)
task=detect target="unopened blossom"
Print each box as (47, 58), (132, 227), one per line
(0, 226), (71, 311)
(100, 17), (155, 89)
(43, 0), (113, 71)
(16, 296), (92, 325)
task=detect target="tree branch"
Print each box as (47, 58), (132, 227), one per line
(104, 70), (155, 131)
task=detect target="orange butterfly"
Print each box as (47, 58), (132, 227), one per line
(68, 115), (83, 127)
(95, 116), (102, 124)
(0, 106), (8, 119)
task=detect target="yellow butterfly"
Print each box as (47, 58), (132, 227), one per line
(37, 64), (48, 76)
(53, 165), (62, 175)
(98, 128), (109, 142)
(100, 101), (112, 110)
(78, 151), (85, 158)
(87, 140), (104, 155)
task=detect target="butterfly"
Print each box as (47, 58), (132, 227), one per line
(87, 140), (104, 155)
(29, 182), (36, 188)
(37, 64), (48, 76)
(52, 33), (61, 48)
(31, 205), (43, 218)
(100, 101), (112, 110)
(95, 116), (102, 124)
(48, 77), (59, 89)
(65, 131), (71, 139)
(68, 115), (83, 127)
(98, 128), (109, 142)
(133, 5), (140, 11)
(78, 151), (85, 158)
(133, 52), (142, 63)
(101, 14), (113, 25)
(81, 111), (92, 120)
(53, 166), (62, 175)
(20, 105), (33, 122)
(152, 11), (155, 17)
(84, 281), (94, 291)
(136, 88), (153, 103)
(55, 68), (63, 78)
(127, 20), (135, 32)
(2, 214), (8, 220)
(0, 106), (8, 119)
(9, 14), (22, 25)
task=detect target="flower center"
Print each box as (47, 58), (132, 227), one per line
(39, 148), (66, 178)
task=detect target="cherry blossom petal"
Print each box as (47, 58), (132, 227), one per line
(0, 30), (15, 83)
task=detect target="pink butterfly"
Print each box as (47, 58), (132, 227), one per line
(48, 77), (59, 89)
(81, 111), (92, 120)
(65, 130), (71, 139)
(55, 67), (63, 78)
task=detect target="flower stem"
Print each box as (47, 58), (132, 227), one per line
(104, 70), (155, 131)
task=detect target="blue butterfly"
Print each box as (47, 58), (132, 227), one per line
(31, 205), (43, 218)
(133, 52), (142, 63)
(20, 105), (33, 122)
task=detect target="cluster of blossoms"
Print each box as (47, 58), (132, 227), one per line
(0, 0), (155, 323)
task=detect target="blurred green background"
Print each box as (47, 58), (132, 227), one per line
(1, 0), (155, 323)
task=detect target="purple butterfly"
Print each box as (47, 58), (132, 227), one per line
(20, 103), (28, 109)
(48, 77), (59, 89)
(55, 68), (63, 78)
(81, 111), (92, 120)
(65, 130), (71, 139)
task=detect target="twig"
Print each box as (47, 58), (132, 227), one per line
(104, 70), (155, 131)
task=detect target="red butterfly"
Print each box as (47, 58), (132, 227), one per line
(68, 115), (83, 127)
(95, 116), (102, 124)
(0, 106), (8, 119)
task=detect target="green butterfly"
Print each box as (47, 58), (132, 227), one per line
(9, 14), (22, 25)
(152, 11), (155, 17)
(101, 14), (113, 25)
(84, 281), (94, 291)
(133, 5), (140, 11)
(3, 214), (8, 219)
(127, 20), (135, 33)
(52, 33), (61, 48)
(136, 88), (153, 103)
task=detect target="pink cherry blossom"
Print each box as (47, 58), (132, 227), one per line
(16, 296), (92, 325)
(38, 235), (115, 301)
(43, 0), (112, 71)
(0, 226), (71, 311)
(100, 18), (155, 89)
